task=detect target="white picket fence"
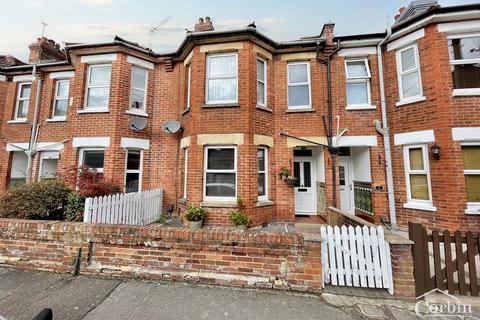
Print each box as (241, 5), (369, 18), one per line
(320, 225), (394, 295)
(83, 189), (163, 226)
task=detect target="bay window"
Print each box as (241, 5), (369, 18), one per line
(10, 151), (28, 186)
(14, 82), (31, 120)
(287, 61), (311, 109)
(125, 150), (142, 193)
(345, 59), (372, 109)
(52, 80), (69, 119)
(257, 57), (267, 106)
(206, 53), (238, 104)
(130, 66), (147, 112)
(258, 147), (268, 201)
(204, 146), (236, 200)
(85, 64), (111, 110)
(80, 148), (105, 173)
(461, 145), (480, 213)
(39, 151), (59, 180)
(396, 44), (423, 103)
(448, 34), (480, 95)
(403, 144), (434, 210)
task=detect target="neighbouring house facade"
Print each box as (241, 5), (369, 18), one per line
(0, 2), (479, 231)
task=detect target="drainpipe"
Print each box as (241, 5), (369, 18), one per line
(26, 64), (42, 182)
(375, 27), (397, 226)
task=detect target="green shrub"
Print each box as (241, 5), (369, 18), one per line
(65, 193), (85, 221)
(229, 211), (252, 226)
(185, 205), (206, 222)
(0, 180), (71, 220)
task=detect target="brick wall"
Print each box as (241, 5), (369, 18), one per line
(0, 218), (323, 293)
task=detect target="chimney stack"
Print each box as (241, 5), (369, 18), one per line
(28, 37), (66, 64)
(322, 23), (335, 47)
(194, 16), (214, 32)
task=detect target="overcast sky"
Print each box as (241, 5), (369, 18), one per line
(1, 0), (474, 61)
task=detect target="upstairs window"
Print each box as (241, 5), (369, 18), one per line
(287, 62), (311, 109)
(85, 64), (111, 110)
(204, 146), (236, 200)
(396, 44), (423, 102)
(257, 57), (267, 106)
(52, 80), (69, 119)
(345, 59), (372, 109)
(448, 35), (480, 94)
(206, 53), (238, 104)
(130, 66), (147, 112)
(186, 64), (191, 110)
(15, 82), (31, 120)
(462, 145), (480, 213)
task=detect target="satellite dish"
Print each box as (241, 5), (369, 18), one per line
(161, 120), (182, 134)
(129, 117), (148, 132)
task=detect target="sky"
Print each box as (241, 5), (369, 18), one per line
(0, 0), (474, 61)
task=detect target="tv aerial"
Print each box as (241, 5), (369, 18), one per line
(129, 117), (148, 132)
(161, 120), (182, 134)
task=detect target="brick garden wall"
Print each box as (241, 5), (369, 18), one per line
(0, 218), (322, 293)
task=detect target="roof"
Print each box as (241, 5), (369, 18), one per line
(0, 55), (26, 67)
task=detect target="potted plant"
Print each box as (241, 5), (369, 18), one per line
(229, 211), (252, 231)
(278, 167), (298, 186)
(185, 205), (206, 230)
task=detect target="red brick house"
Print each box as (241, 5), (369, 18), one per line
(0, 2), (479, 231)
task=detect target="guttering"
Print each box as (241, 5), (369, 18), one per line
(376, 28), (397, 226)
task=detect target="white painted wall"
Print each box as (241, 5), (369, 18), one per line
(351, 147), (371, 182)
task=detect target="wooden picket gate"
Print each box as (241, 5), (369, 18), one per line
(320, 225), (394, 294)
(83, 189), (163, 226)
(409, 222), (480, 297)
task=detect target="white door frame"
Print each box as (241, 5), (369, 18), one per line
(339, 156), (355, 214)
(294, 155), (317, 215)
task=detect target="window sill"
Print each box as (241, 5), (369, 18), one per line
(395, 96), (426, 107)
(200, 201), (238, 208)
(126, 109), (148, 117)
(46, 117), (67, 122)
(346, 105), (376, 111)
(202, 103), (240, 108)
(403, 202), (437, 212)
(7, 119), (27, 124)
(465, 206), (480, 215)
(256, 105), (273, 113)
(177, 198), (187, 205)
(77, 108), (109, 114)
(286, 108), (315, 113)
(256, 200), (274, 207)
(452, 89), (480, 97)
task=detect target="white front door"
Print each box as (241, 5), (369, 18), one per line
(339, 157), (354, 214)
(294, 158), (316, 215)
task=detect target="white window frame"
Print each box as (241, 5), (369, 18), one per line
(186, 64), (191, 110)
(79, 148), (105, 173)
(129, 66), (148, 113)
(461, 142), (480, 214)
(203, 145), (237, 201)
(447, 33), (480, 96)
(205, 53), (238, 105)
(39, 151), (59, 180)
(124, 149), (143, 193)
(287, 61), (312, 110)
(84, 63), (111, 110)
(183, 148), (188, 199)
(258, 147), (268, 201)
(256, 57), (267, 107)
(52, 79), (69, 120)
(14, 82), (31, 120)
(345, 58), (372, 109)
(403, 144), (435, 211)
(396, 43), (424, 104)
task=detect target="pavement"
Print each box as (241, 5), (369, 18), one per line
(0, 267), (479, 320)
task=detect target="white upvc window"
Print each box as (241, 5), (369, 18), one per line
(84, 64), (111, 110)
(10, 151), (28, 186)
(403, 144), (435, 211)
(345, 58), (372, 109)
(203, 146), (237, 201)
(39, 151), (59, 180)
(448, 33), (480, 96)
(205, 53), (238, 104)
(186, 64), (191, 110)
(183, 148), (188, 199)
(461, 144), (480, 214)
(287, 61), (311, 109)
(130, 66), (147, 113)
(52, 80), (69, 120)
(257, 57), (267, 106)
(396, 44), (424, 103)
(79, 148), (105, 173)
(14, 82), (31, 120)
(125, 149), (142, 193)
(257, 147), (268, 201)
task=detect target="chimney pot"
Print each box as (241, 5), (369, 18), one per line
(194, 16), (214, 32)
(399, 6), (406, 14)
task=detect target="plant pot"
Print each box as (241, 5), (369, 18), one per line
(189, 220), (203, 230)
(235, 224), (247, 231)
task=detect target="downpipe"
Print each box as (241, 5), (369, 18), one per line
(26, 64), (42, 183)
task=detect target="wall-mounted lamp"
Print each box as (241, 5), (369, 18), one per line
(431, 144), (441, 160)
